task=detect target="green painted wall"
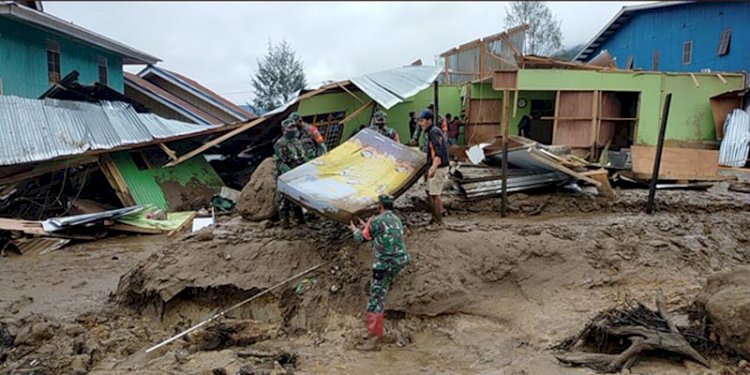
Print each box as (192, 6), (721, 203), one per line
(111, 150), (224, 211)
(0, 17), (124, 98)
(472, 70), (745, 145)
(298, 85), (464, 145)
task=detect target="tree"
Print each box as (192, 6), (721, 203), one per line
(251, 40), (307, 114)
(504, 1), (563, 56)
(552, 43), (586, 61)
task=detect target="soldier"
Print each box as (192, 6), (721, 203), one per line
(274, 118), (308, 228)
(368, 110), (400, 143)
(348, 194), (411, 351)
(290, 112), (327, 159)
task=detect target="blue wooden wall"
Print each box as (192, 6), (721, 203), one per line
(0, 17), (124, 98)
(587, 2), (750, 73)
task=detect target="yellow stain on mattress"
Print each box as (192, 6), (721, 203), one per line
(309, 139), (416, 205)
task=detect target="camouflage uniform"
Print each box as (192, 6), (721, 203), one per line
(290, 112), (327, 159)
(353, 210), (411, 314)
(274, 119), (308, 225)
(368, 110), (399, 142)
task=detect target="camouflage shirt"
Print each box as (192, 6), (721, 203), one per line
(298, 123), (327, 159)
(354, 210), (411, 268)
(274, 135), (307, 176)
(369, 124), (399, 142)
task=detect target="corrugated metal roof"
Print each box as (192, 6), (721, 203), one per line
(350, 65), (442, 110)
(0, 95), (227, 166)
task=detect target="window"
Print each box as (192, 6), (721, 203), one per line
(718, 29), (731, 56)
(97, 56), (108, 85)
(0, 79), (3, 95)
(652, 50), (660, 71)
(46, 40), (61, 84)
(301, 111), (346, 149)
(625, 55), (634, 70)
(683, 40), (693, 65)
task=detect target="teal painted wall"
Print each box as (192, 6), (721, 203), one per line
(298, 85), (464, 145)
(111, 150), (224, 211)
(472, 70), (745, 146)
(0, 17), (124, 98)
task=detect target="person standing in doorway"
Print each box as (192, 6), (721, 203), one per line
(447, 113), (461, 147)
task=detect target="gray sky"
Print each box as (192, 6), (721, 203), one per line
(45, 1), (649, 105)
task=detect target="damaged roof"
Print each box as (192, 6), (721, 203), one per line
(0, 96), (237, 166)
(138, 65), (256, 121)
(350, 65), (442, 109)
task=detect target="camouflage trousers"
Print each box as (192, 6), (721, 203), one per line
(275, 191), (303, 222)
(367, 260), (408, 314)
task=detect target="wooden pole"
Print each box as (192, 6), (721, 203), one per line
(501, 89), (510, 218)
(646, 93), (672, 214)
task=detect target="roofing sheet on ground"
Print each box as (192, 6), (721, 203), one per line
(277, 128), (427, 223)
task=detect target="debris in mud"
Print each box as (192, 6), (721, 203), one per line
(187, 319), (278, 351)
(554, 296), (710, 373)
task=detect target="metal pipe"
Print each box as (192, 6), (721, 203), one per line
(433, 80), (439, 128)
(646, 93), (672, 214)
(144, 263), (326, 353)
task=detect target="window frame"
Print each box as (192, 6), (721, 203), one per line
(97, 56), (108, 85)
(682, 40), (693, 65)
(717, 29), (731, 56)
(46, 39), (61, 84)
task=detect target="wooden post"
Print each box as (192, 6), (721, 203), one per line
(98, 154), (136, 207)
(512, 89), (519, 118)
(646, 93), (672, 214)
(158, 143), (178, 161)
(589, 91), (599, 160)
(552, 90), (561, 144)
(501, 89), (511, 218)
(433, 80), (439, 127)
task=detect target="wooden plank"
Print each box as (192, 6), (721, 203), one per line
(339, 101), (373, 126)
(690, 73), (700, 88)
(710, 95), (742, 140)
(465, 98), (503, 144)
(0, 156), (98, 185)
(109, 223), (165, 234)
(581, 169), (616, 198)
(512, 90), (519, 118)
(527, 150), (602, 187)
(626, 171), (734, 182)
(336, 82), (363, 103)
(552, 91), (561, 144)
(0, 218), (46, 235)
(717, 74), (727, 84)
(98, 154), (136, 206)
(590, 90), (599, 159)
(492, 71), (518, 90)
(541, 116), (593, 121)
(167, 211), (196, 237)
(158, 143), (177, 161)
(631, 145), (719, 179)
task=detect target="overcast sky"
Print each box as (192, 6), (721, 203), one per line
(45, 1), (649, 105)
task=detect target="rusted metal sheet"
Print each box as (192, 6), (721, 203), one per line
(277, 128), (427, 223)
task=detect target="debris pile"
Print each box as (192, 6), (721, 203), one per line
(456, 135), (615, 199)
(554, 297), (710, 373)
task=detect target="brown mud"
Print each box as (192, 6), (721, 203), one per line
(2, 183), (750, 374)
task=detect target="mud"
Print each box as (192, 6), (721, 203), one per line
(238, 157), (277, 221)
(3, 184), (750, 374)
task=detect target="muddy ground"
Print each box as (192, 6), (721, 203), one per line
(2, 181), (750, 374)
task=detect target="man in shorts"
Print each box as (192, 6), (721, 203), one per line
(418, 109), (449, 225)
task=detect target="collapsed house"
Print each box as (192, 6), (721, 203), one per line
(0, 96), (239, 220)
